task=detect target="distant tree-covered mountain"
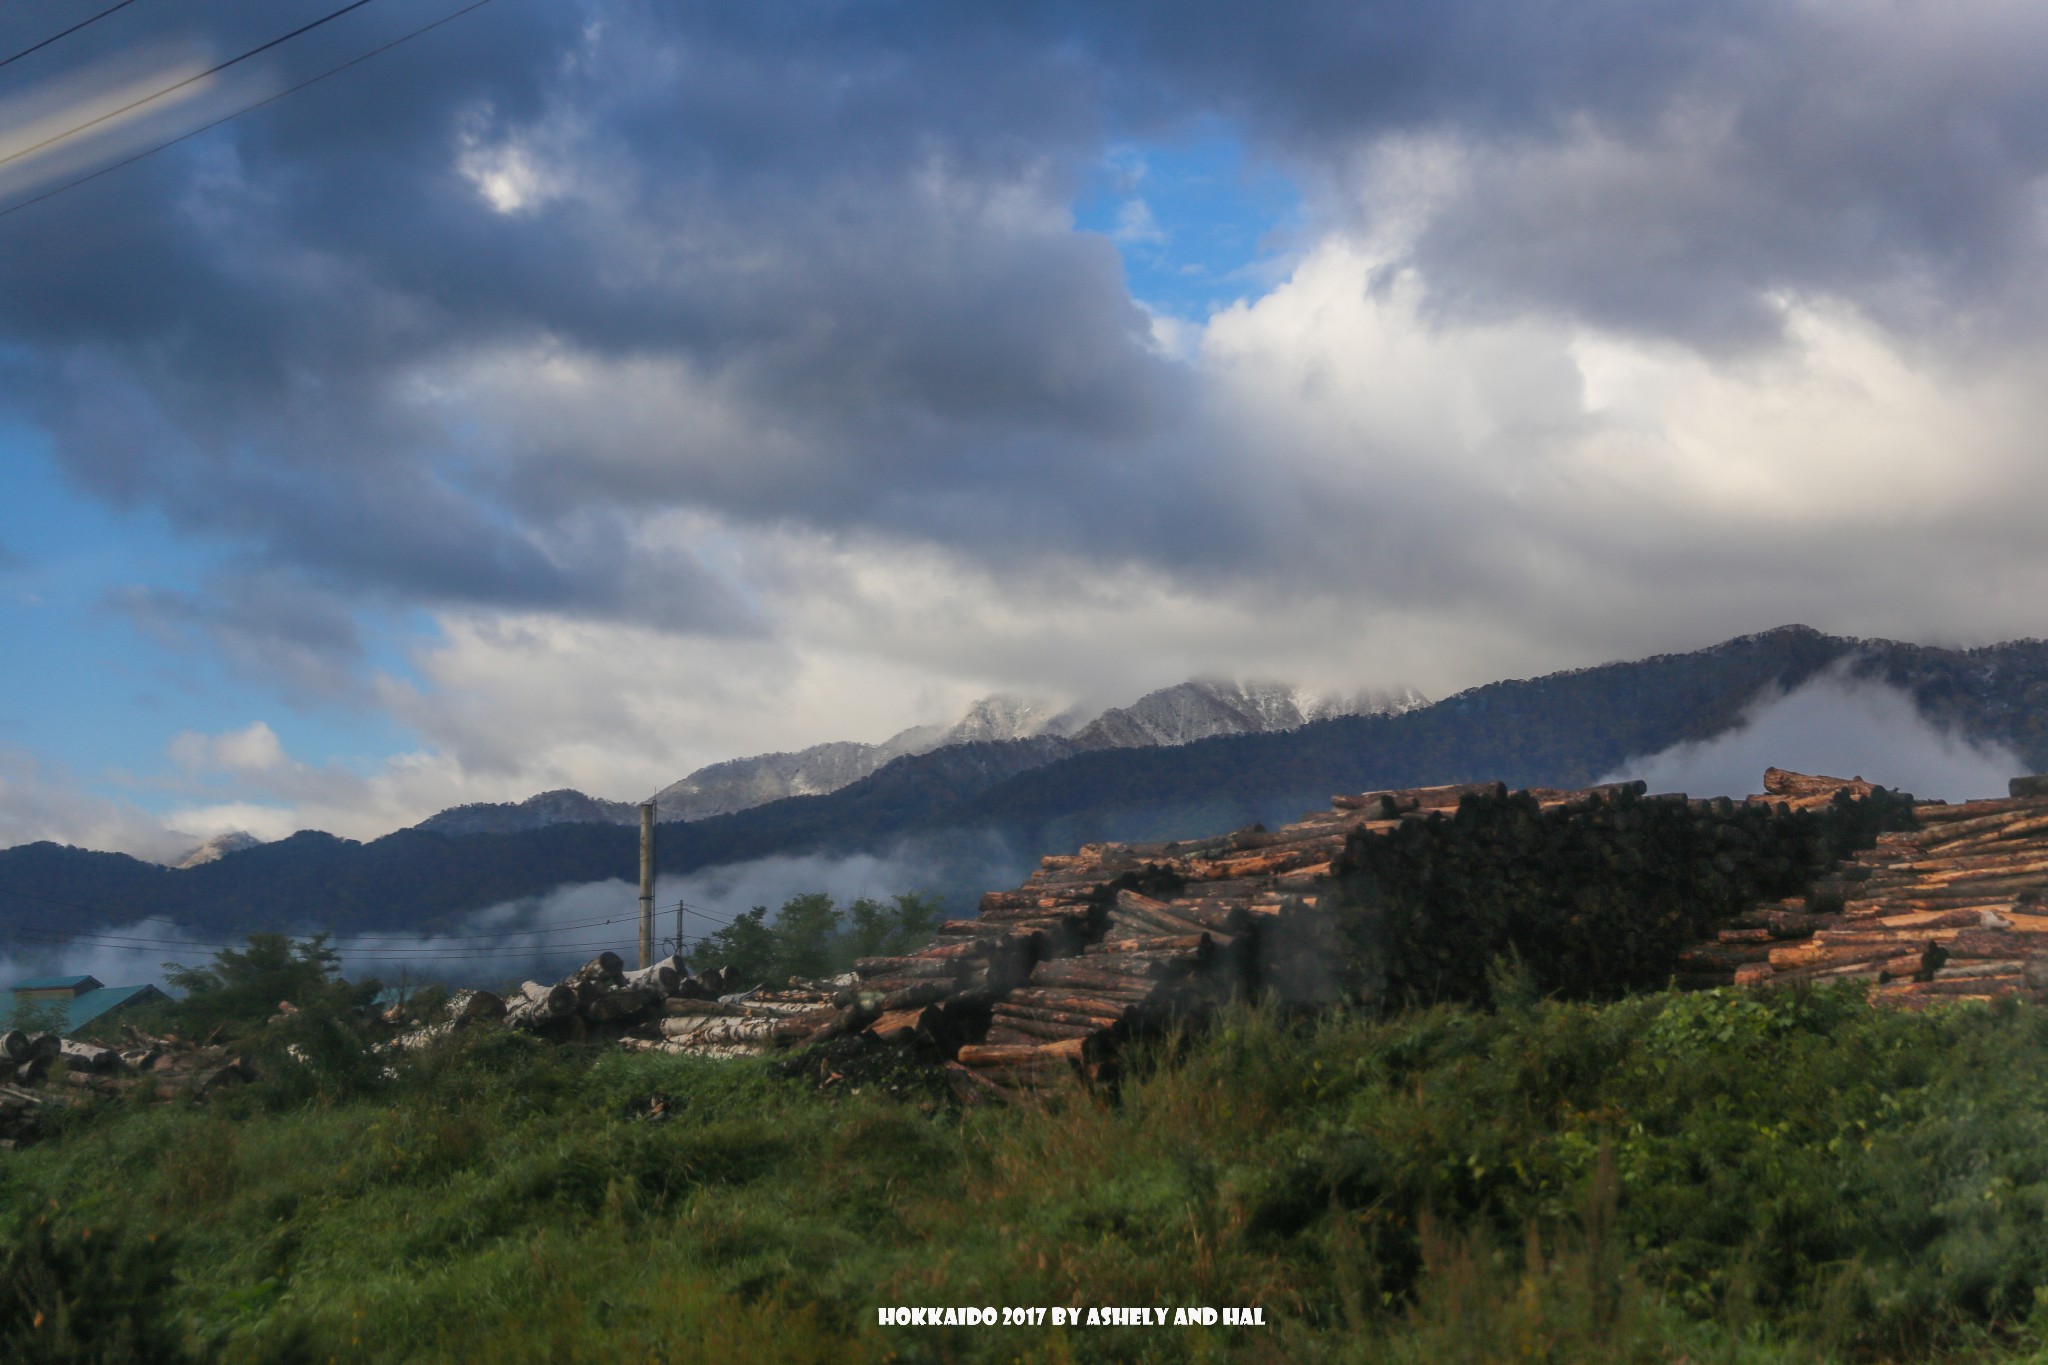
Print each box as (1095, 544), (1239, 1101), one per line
(3, 625), (2043, 951)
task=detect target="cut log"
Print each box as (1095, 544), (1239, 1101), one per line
(993, 1000), (1127, 1029)
(1033, 956), (1174, 986)
(859, 971), (983, 999)
(943, 1060), (1013, 1105)
(0, 1031), (26, 1065)
(956, 1038), (1087, 1069)
(865, 1007), (937, 1044)
(445, 988), (506, 1021)
(58, 1040), (120, 1073)
(506, 983), (577, 1029)
(867, 982), (955, 1012)
(1086, 934), (1214, 958)
(984, 1015), (1100, 1043)
(853, 958), (966, 980)
(571, 952), (625, 985)
(663, 998), (746, 1017)
(620, 962), (681, 996)
(1931, 959), (2029, 980)
(1112, 892), (1220, 938)
(1003, 989), (1137, 1019)
(1946, 930), (2048, 959)
(659, 1015), (785, 1045)
(582, 984), (659, 1023)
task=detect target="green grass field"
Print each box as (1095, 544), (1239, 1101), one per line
(12, 984), (2048, 1362)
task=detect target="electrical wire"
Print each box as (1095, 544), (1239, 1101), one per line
(0, 0), (500, 220)
(0, 0), (144, 72)
(0, 0), (380, 174)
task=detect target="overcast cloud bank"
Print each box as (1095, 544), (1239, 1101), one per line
(3, 1), (2047, 847)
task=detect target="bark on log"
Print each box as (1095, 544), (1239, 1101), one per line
(1087, 934), (1214, 958)
(446, 989), (506, 1021)
(1946, 930), (2048, 959)
(663, 998), (746, 1017)
(1931, 959), (2029, 979)
(0, 1031), (26, 1065)
(1033, 956), (1173, 985)
(851, 970), (988, 997)
(1171, 900), (1252, 934)
(571, 952), (625, 985)
(506, 984), (577, 1029)
(1004, 989), (1137, 1019)
(936, 918), (1026, 937)
(993, 1000), (1126, 1030)
(1912, 799), (2022, 823)
(942, 1060), (1014, 1105)
(659, 1015), (785, 1044)
(1886, 976), (2027, 997)
(1113, 892), (1221, 937)
(854, 958), (966, 980)
(868, 982), (955, 1011)
(620, 962), (681, 996)
(986, 1017), (1100, 1045)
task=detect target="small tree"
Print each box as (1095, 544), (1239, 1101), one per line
(688, 906), (777, 987)
(844, 892), (944, 960)
(771, 893), (844, 982)
(160, 933), (368, 1037)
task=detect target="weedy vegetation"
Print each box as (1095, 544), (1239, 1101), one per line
(14, 962), (2048, 1361)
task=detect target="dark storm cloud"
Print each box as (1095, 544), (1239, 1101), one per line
(3, 0), (2046, 660)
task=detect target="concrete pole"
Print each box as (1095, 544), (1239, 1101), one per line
(638, 801), (655, 969)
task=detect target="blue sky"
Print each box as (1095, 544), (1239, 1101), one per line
(3, 0), (2048, 857)
(0, 422), (419, 833)
(1073, 134), (1305, 324)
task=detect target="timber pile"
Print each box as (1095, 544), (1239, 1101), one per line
(1679, 773), (2048, 1004)
(495, 949), (853, 1059)
(914, 779), (1652, 1104)
(0, 1023), (253, 1144)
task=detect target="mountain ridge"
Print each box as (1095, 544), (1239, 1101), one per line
(4, 626), (2043, 957)
(407, 676), (1420, 839)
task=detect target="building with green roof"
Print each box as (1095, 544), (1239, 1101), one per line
(3, 974), (167, 1034)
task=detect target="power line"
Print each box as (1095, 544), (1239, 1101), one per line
(0, 0), (144, 73)
(0, 0), (500, 220)
(0, 0), (380, 175)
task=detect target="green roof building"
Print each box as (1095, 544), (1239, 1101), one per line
(3, 974), (167, 1034)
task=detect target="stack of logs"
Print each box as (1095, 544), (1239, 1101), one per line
(934, 778), (1672, 1101)
(0, 1023), (252, 1145)
(1676, 773), (2048, 1004)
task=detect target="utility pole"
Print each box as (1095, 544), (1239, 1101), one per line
(674, 897), (686, 967)
(638, 800), (655, 969)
